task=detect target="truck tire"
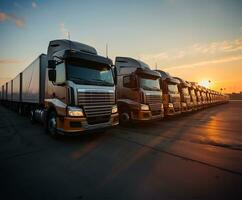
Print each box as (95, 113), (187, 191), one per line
(119, 111), (131, 125)
(47, 111), (58, 137)
(30, 109), (36, 124)
(18, 106), (22, 115)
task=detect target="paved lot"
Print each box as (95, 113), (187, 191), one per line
(0, 101), (242, 200)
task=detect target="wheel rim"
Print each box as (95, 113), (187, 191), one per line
(48, 114), (56, 135)
(30, 110), (34, 121)
(120, 112), (130, 123)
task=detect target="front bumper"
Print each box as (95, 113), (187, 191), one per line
(164, 104), (181, 116)
(56, 113), (119, 134)
(181, 102), (193, 113)
(192, 102), (198, 111)
(131, 109), (163, 121)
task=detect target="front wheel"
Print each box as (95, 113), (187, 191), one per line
(47, 111), (58, 137)
(119, 111), (131, 125)
(30, 109), (36, 124)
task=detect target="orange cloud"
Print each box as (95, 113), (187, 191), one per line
(192, 38), (242, 54)
(164, 54), (242, 70)
(0, 11), (25, 28)
(139, 36), (242, 66)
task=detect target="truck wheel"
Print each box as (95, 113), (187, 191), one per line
(47, 111), (58, 137)
(18, 106), (22, 115)
(30, 109), (36, 124)
(119, 111), (130, 125)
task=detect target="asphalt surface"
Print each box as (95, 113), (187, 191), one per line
(0, 101), (242, 200)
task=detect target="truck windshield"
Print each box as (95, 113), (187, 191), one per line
(67, 62), (114, 86)
(182, 87), (189, 95)
(139, 77), (160, 91)
(168, 84), (179, 94)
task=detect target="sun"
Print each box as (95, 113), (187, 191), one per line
(199, 80), (211, 88)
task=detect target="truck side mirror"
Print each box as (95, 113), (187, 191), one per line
(112, 65), (117, 85)
(48, 69), (56, 82)
(48, 60), (56, 69)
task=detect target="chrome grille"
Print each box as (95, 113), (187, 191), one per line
(146, 95), (162, 113)
(77, 91), (115, 118)
(149, 103), (162, 111)
(146, 95), (162, 104)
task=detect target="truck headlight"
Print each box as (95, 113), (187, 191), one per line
(67, 107), (84, 117)
(140, 104), (149, 111)
(112, 105), (118, 114)
(168, 103), (173, 108)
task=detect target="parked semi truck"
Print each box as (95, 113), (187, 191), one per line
(0, 40), (119, 136)
(188, 81), (198, 111)
(155, 70), (181, 116)
(113, 57), (164, 123)
(190, 82), (203, 109)
(174, 77), (193, 112)
(200, 86), (208, 108)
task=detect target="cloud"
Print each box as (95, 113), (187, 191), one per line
(0, 12), (7, 21)
(164, 54), (242, 71)
(139, 36), (242, 67)
(174, 50), (186, 59)
(140, 52), (169, 61)
(32, 2), (37, 8)
(60, 23), (69, 38)
(0, 11), (25, 28)
(191, 38), (242, 54)
(0, 59), (25, 64)
(13, 2), (24, 9)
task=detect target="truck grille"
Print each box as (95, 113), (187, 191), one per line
(146, 95), (162, 115)
(151, 110), (161, 116)
(77, 91), (115, 121)
(146, 95), (162, 104)
(149, 103), (162, 111)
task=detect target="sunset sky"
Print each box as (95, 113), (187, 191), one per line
(0, 0), (242, 93)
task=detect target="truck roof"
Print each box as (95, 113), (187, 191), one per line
(115, 57), (154, 76)
(48, 40), (97, 60)
(173, 77), (191, 87)
(115, 57), (150, 69)
(155, 70), (180, 84)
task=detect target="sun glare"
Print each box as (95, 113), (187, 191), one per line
(199, 80), (211, 88)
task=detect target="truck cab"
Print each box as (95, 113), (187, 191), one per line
(206, 89), (212, 106)
(174, 77), (193, 113)
(44, 40), (119, 134)
(114, 57), (164, 123)
(191, 82), (203, 110)
(199, 86), (208, 108)
(155, 70), (181, 116)
(188, 82), (198, 111)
